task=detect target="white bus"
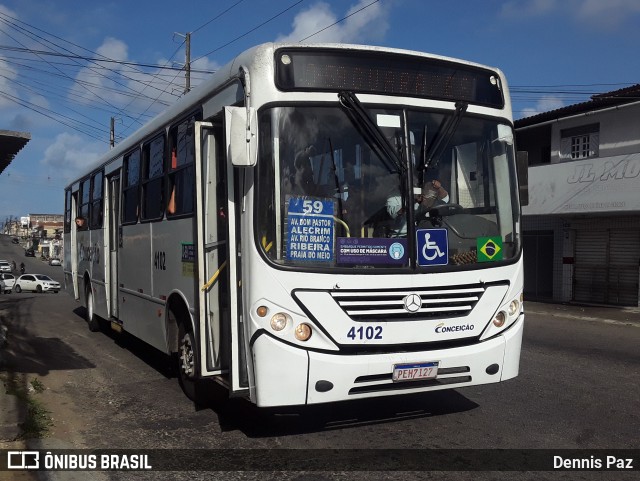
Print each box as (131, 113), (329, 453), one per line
(64, 43), (527, 407)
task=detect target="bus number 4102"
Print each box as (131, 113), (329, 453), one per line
(347, 326), (383, 341)
(154, 251), (166, 270)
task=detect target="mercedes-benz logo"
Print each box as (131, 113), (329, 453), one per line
(403, 293), (422, 313)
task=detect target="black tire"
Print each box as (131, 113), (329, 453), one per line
(177, 320), (200, 403)
(86, 287), (100, 332)
(36, 285), (43, 293)
(15, 285), (22, 293)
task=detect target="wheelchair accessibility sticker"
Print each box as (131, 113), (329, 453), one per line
(416, 228), (448, 266)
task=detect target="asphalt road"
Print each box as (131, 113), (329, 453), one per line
(1, 234), (638, 481)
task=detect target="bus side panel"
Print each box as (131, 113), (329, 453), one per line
(150, 218), (197, 309)
(76, 230), (92, 297)
(118, 223), (165, 350)
(89, 229), (109, 319)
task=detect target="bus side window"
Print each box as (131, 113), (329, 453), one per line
(77, 177), (90, 230)
(167, 115), (198, 217)
(64, 189), (72, 234)
(142, 134), (165, 221)
(90, 171), (104, 229)
(122, 149), (141, 224)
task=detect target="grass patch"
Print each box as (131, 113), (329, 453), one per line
(20, 395), (54, 439)
(2, 373), (53, 439)
(30, 378), (45, 394)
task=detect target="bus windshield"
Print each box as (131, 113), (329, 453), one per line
(256, 104), (519, 270)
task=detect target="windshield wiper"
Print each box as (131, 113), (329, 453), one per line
(338, 91), (406, 175)
(423, 101), (468, 171)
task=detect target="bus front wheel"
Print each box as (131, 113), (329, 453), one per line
(177, 322), (199, 402)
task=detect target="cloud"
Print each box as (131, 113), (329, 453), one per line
(574, 0), (640, 28)
(0, 57), (19, 109)
(68, 37), (183, 121)
(519, 95), (565, 118)
(500, 0), (640, 28)
(500, 0), (556, 18)
(276, 0), (391, 44)
(8, 113), (33, 131)
(41, 132), (105, 181)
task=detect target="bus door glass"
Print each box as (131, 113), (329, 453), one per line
(69, 188), (80, 300)
(195, 122), (230, 378)
(107, 173), (121, 318)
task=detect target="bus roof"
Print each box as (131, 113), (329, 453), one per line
(65, 42), (505, 187)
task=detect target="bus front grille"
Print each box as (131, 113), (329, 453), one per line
(331, 284), (485, 321)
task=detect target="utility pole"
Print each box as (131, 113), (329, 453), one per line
(174, 32), (191, 94)
(185, 32), (191, 94)
(110, 117), (115, 149)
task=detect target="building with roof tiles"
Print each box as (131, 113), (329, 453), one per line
(515, 84), (640, 306)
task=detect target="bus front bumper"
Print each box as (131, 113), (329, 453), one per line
(251, 314), (524, 407)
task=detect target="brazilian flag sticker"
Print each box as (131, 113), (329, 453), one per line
(477, 237), (503, 262)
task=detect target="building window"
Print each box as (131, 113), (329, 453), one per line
(560, 123), (599, 161)
(571, 135), (590, 159)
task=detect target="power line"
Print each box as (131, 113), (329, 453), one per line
(0, 45), (215, 74)
(193, 0), (306, 62)
(192, 0), (247, 34)
(298, 0), (380, 43)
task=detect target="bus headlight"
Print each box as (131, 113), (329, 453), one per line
(493, 311), (506, 327)
(270, 312), (291, 331)
(508, 299), (520, 317)
(294, 323), (312, 341)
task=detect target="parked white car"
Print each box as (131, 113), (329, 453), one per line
(49, 258), (62, 266)
(0, 273), (16, 293)
(0, 260), (11, 272)
(14, 274), (61, 294)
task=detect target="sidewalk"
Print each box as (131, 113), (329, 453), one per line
(525, 300), (640, 327)
(0, 305), (26, 449)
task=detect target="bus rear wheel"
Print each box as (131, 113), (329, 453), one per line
(86, 287), (100, 332)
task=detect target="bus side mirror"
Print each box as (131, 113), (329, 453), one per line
(225, 106), (257, 167)
(516, 151), (529, 207)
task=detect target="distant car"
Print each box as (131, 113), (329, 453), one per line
(49, 258), (62, 266)
(0, 261), (10, 272)
(24, 248), (35, 257)
(14, 274), (61, 294)
(0, 273), (15, 293)
(11, 237), (20, 244)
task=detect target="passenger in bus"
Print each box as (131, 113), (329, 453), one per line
(385, 179), (448, 237)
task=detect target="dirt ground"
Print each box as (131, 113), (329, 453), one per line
(1, 299), (96, 480)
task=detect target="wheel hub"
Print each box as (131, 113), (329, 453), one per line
(179, 334), (195, 377)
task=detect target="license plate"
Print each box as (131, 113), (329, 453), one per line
(392, 361), (439, 382)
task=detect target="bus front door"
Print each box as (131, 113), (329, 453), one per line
(107, 173), (120, 319)
(195, 121), (236, 385)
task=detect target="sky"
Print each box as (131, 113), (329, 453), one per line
(1, 0), (639, 221)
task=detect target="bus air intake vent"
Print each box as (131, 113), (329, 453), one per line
(330, 284), (485, 321)
(348, 366), (472, 395)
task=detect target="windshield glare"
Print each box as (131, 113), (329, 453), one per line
(256, 105), (518, 270)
